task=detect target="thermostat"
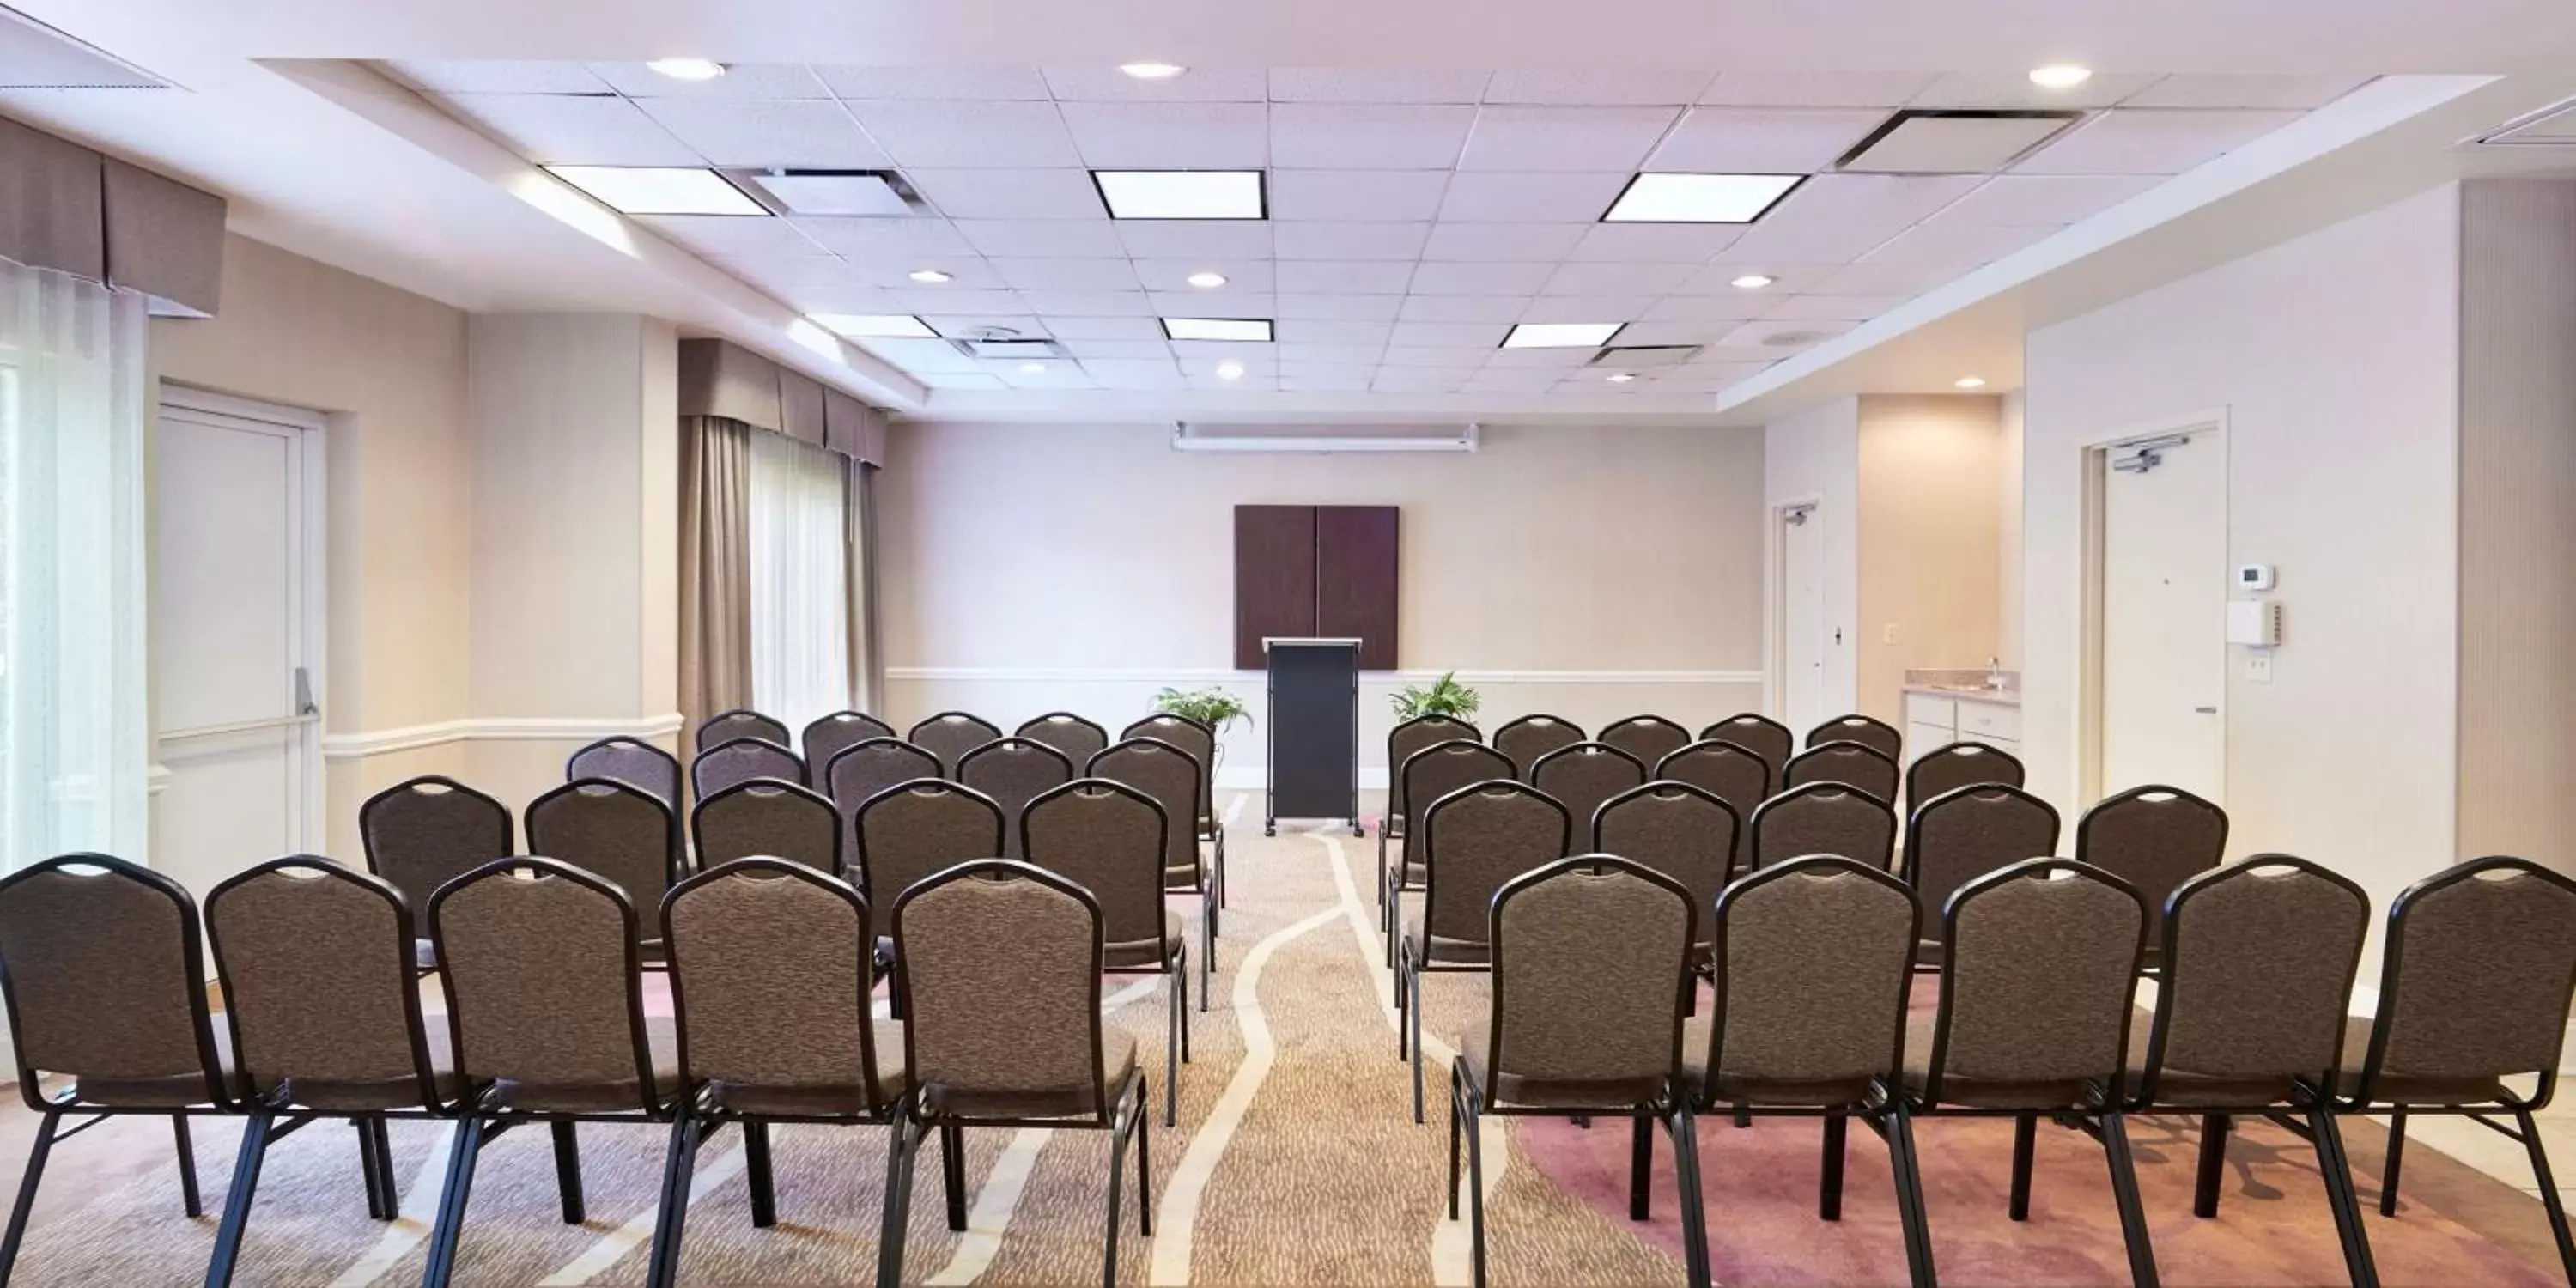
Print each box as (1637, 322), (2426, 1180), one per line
(2235, 563), (2276, 591)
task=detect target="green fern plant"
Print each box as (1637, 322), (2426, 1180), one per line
(1391, 671), (1480, 722)
(1153, 685), (1251, 736)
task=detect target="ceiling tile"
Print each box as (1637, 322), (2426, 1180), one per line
(1274, 319), (1394, 345)
(915, 371), (1009, 389)
(1274, 260), (1415, 294)
(1018, 291), (1158, 317)
(1035, 313), (1168, 338)
(1147, 290), (1276, 319)
(1602, 320), (1738, 346)
(1717, 319), (1853, 348)
(1481, 70), (1716, 106)
(1640, 293), (1777, 321)
(1056, 338), (1175, 360)
(907, 169), (1106, 220)
(900, 288), (1030, 314)
(636, 214), (827, 257)
(1645, 107), (1886, 173)
(1273, 222), (1433, 261)
(1420, 222), (1591, 263)
(1710, 219), (1900, 266)
(1462, 368), (1578, 392)
(1668, 262), (1844, 295)
(1566, 222), (1746, 263)
(1175, 348), (1274, 369)
(1397, 295), (1528, 323)
(989, 358), (1095, 389)
(1268, 170), (1452, 222)
(1407, 259), (1558, 294)
(789, 216), (975, 259)
(1458, 106), (1679, 172)
(1382, 344), (1496, 368)
(1271, 104), (1477, 170)
(846, 259), (1011, 289)
(1388, 321), (1510, 348)
(1910, 72), (2164, 111)
(1760, 292), (1912, 320)
(813, 66), (1051, 100)
(1059, 101), (1269, 168)
(848, 100), (1082, 167)
(1715, 173), (1980, 263)
(1837, 114), (2077, 174)
(588, 64), (829, 99)
(1274, 293), (1405, 320)
(1436, 172), (1629, 222)
(1483, 345), (1597, 368)
(443, 93), (697, 166)
(1540, 261), (1697, 296)
(1934, 174), (2160, 225)
(1133, 259), (1278, 292)
(1372, 369), (1479, 392)
(391, 61), (608, 94)
(1698, 70), (1936, 108)
(1081, 358), (1190, 389)
(1856, 220), (2053, 276)
(1192, 371), (1279, 392)
(2119, 75), (2368, 110)
(859, 337), (981, 373)
(1042, 66), (1270, 102)
(632, 98), (890, 167)
(1520, 295), (1656, 323)
(986, 258), (1146, 292)
(1279, 371), (1378, 392)
(1279, 343), (1386, 365)
(1268, 69), (1491, 104)
(922, 313), (1043, 338)
(1115, 220), (1274, 260)
(2014, 108), (2302, 175)
(708, 256), (894, 311)
(951, 218), (1127, 258)
(1809, 260), (1963, 295)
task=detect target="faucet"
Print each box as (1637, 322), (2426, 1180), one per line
(1985, 656), (2005, 690)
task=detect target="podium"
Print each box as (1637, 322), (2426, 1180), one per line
(1261, 637), (1362, 836)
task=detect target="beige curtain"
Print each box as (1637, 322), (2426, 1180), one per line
(845, 459), (882, 714)
(680, 416), (754, 750)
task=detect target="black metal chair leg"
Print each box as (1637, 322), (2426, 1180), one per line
(1410, 964), (1427, 1125)
(1448, 1066), (1465, 1220)
(938, 1123), (966, 1232)
(2193, 1113), (2230, 1218)
(1199, 902), (1212, 1014)
(1821, 1112), (1848, 1221)
(355, 1118), (389, 1220)
(1666, 1103), (1714, 1288)
(1630, 1114), (1652, 1220)
(1883, 1103), (1940, 1288)
(2306, 1101), (2379, 1288)
(1464, 1084), (1489, 1288)
(2380, 1108), (2407, 1217)
(875, 1108), (925, 1288)
(645, 1112), (702, 1288)
(205, 1111), (276, 1288)
(1165, 967), (1182, 1129)
(1376, 825), (1388, 910)
(1134, 1079), (1153, 1236)
(1103, 1109), (1130, 1288)
(748, 1120), (780, 1229)
(1179, 957), (1192, 1064)
(2008, 1112), (2037, 1221)
(2512, 1104), (2576, 1285)
(550, 1121), (586, 1224)
(368, 1119), (398, 1220)
(420, 1116), (489, 1288)
(0, 1108), (62, 1288)
(2100, 1112), (2162, 1288)
(174, 1117), (203, 1218)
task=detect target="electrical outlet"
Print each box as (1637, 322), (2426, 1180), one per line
(2245, 653), (2273, 683)
(1881, 623), (1899, 645)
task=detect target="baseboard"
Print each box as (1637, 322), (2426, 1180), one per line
(320, 713), (684, 760)
(887, 666), (1763, 686)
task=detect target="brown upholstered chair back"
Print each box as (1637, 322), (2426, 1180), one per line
(1124, 715), (1218, 826)
(908, 712), (1003, 775)
(0, 854), (224, 1105)
(664, 859), (894, 1110)
(2075, 785), (2227, 939)
(1709, 858), (1919, 1091)
(693, 780), (841, 875)
(1905, 741), (2024, 811)
(567, 738), (682, 808)
(1904, 785), (2060, 935)
(1016, 713), (1109, 768)
(1388, 716), (1481, 822)
(856, 781), (1006, 938)
(1400, 741), (1516, 843)
(206, 858), (438, 1110)
(1596, 716), (1692, 771)
(1656, 740), (1771, 872)
(430, 858), (658, 1112)
(1482, 858), (1693, 1102)
(1087, 738), (1202, 884)
(1750, 783), (1897, 872)
(1022, 780), (1171, 963)
(1701, 714), (1791, 775)
(360, 775), (513, 936)
(1528, 742), (1647, 851)
(2142, 856), (2366, 1095)
(895, 862), (1110, 1119)
(1421, 781), (1572, 945)
(957, 739), (1075, 857)
(1805, 714), (1900, 760)
(2360, 857), (2576, 1088)
(1592, 782), (1738, 940)
(526, 780), (677, 934)
(827, 738), (943, 862)
(692, 738), (806, 801)
(1492, 714), (1584, 780)
(699, 708), (790, 753)
(1783, 741), (1899, 803)
(1925, 860), (2143, 1097)
(802, 712), (896, 781)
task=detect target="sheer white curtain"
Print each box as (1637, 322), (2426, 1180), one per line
(0, 260), (149, 871)
(747, 430), (851, 738)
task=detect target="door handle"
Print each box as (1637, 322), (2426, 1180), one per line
(293, 666), (319, 718)
(2191, 705), (2218, 714)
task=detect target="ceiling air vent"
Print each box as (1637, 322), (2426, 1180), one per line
(1589, 345), (1698, 369)
(0, 6), (167, 88)
(1837, 110), (2081, 174)
(738, 169), (928, 216)
(1172, 422), (1480, 454)
(945, 328), (1072, 362)
(2474, 97), (2576, 148)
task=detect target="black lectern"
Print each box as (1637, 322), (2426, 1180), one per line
(1262, 637), (1361, 836)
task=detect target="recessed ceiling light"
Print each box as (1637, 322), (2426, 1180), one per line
(544, 166), (765, 216)
(1604, 173), (1801, 224)
(1606, 372), (1637, 383)
(908, 269), (954, 284)
(809, 313), (937, 339)
(646, 58), (727, 82)
(1186, 270), (1228, 289)
(1120, 62), (1187, 80)
(1503, 321), (1625, 349)
(1731, 274), (1777, 289)
(1163, 317), (1273, 343)
(1020, 362), (1048, 374)
(2028, 64), (2093, 89)
(1215, 361), (1246, 380)
(1095, 170), (1266, 220)
(1954, 376), (1988, 389)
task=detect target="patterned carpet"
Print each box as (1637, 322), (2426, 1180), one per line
(5, 811), (2573, 1285)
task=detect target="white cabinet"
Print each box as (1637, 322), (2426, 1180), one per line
(1904, 691), (2020, 759)
(1905, 722), (1953, 763)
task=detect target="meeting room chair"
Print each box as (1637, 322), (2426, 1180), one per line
(1899, 859), (2158, 1288)
(1447, 856), (1709, 1288)
(1902, 784), (2059, 963)
(1655, 740), (1772, 874)
(1384, 739), (1517, 926)
(1126, 714), (1230, 882)
(1017, 712), (1110, 768)
(359, 775), (513, 954)
(691, 737), (806, 801)
(1749, 782), (1897, 873)
(1398, 780), (1571, 1121)
(697, 708), (790, 753)
(802, 711), (896, 783)
(826, 738), (944, 868)
(1492, 714), (1584, 780)
(691, 778), (842, 875)
(908, 711), (1003, 775)
(1805, 714), (1901, 761)
(567, 736), (683, 809)
(1694, 857), (1932, 1288)
(652, 859), (905, 1288)
(1702, 714), (1792, 777)
(200, 857), (448, 1285)
(1783, 740), (1899, 805)
(0, 854), (236, 1285)
(525, 778), (680, 957)
(879, 861), (1151, 1288)
(2130, 856), (2376, 1287)
(1595, 714), (1692, 771)
(957, 738), (1075, 857)
(1529, 743), (1649, 849)
(1023, 778), (1194, 1125)
(2345, 856), (2576, 1284)
(1905, 741), (2025, 811)
(422, 857), (676, 1288)
(855, 779), (1005, 934)
(2075, 785), (2227, 952)
(1090, 737), (1224, 951)
(1592, 781), (1740, 971)
(1380, 714), (1482, 899)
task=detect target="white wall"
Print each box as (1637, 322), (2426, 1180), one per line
(1764, 397), (1860, 722)
(2022, 184), (2463, 939)
(1997, 390), (2026, 670)
(876, 421), (1767, 782)
(1856, 394), (2003, 726)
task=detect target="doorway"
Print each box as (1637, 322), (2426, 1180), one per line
(151, 387), (325, 896)
(2088, 422), (2227, 803)
(1777, 499), (1825, 737)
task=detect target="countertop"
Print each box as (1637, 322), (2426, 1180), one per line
(1901, 682), (2021, 708)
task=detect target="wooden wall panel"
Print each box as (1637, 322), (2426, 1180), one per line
(1234, 506), (1317, 670)
(1316, 505), (1400, 670)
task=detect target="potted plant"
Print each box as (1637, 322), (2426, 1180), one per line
(1391, 671), (1480, 722)
(1152, 686), (1251, 744)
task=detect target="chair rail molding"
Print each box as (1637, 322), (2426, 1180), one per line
(321, 714), (686, 759)
(884, 666), (1764, 685)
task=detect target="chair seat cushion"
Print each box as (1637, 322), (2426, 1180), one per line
(1105, 911), (1187, 970)
(1899, 1011), (2111, 1110)
(2128, 1068), (2310, 1109)
(703, 1020), (910, 1116)
(480, 1016), (683, 1114)
(74, 1025), (251, 1109)
(921, 1031), (1140, 1120)
(1457, 1024), (1670, 1109)
(2336, 1016), (2518, 1106)
(1404, 921), (1490, 968)
(257, 1023), (465, 1113)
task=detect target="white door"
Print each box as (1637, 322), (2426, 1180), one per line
(2098, 428), (2226, 801)
(151, 392), (323, 898)
(1779, 502), (1826, 736)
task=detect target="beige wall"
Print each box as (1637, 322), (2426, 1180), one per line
(876, 421), (1767, 778)
(1997, 390), (2026, 670)
(1764, 397), (1861, 722)
(2022, 184), (2464, 954)
(1855, 394), (2004, 726)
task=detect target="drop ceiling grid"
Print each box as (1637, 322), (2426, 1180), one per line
(391, 61), (2373, 394)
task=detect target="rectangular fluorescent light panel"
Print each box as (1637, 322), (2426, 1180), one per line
(1503, 321), (1625, 349)
(1095, 170), (1267, 220)
(1602, 173), (1801, 223)
(1162, 317), (1274, 342)
(544, 166), (767, 216)
(811, 313), (938, 339)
